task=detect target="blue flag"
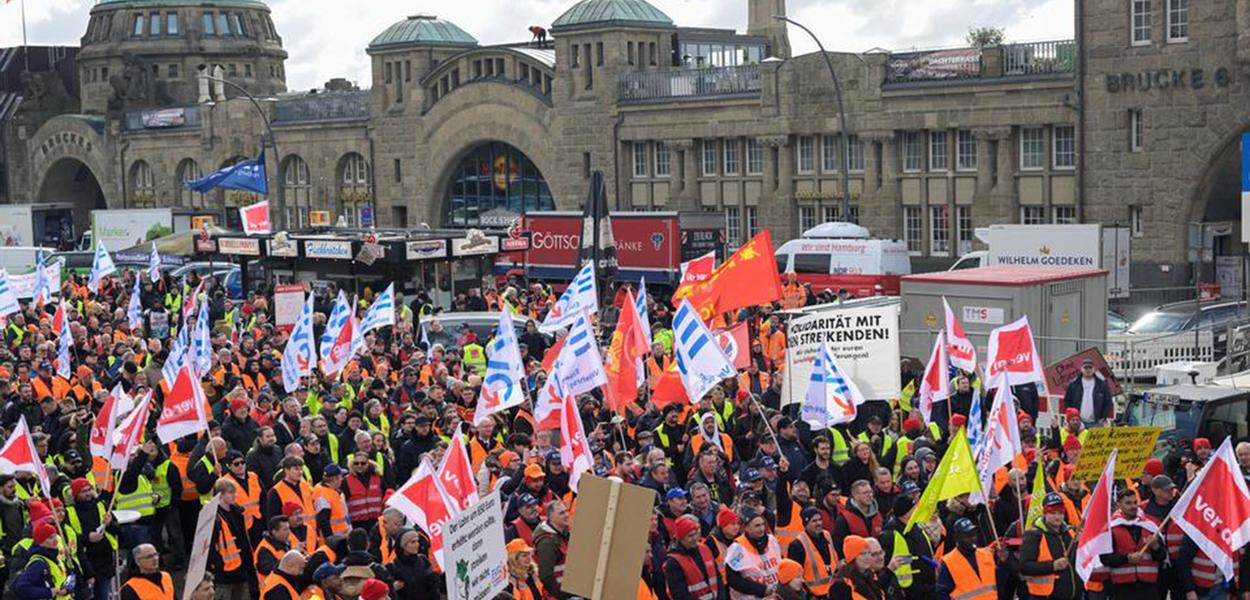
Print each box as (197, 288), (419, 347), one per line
(185, 149), (268, 195)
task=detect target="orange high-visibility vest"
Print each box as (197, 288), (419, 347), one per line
(797, 530), (836, 596)
(121, 572), (174, 600)
(260, 572), (300, 600)
(215, 516), (243, 573)
(274, 479), (317, 533)
(940, 547), (996, 600)
(225, 472), (262, 530)
(312, 483), (351, 538)
(169, 446), (200, 502)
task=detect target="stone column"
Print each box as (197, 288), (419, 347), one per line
(991, 128), (1013, 189)
(770, 135), (794, 198)
(867, 132), (899, 234)
(759, 135), (786, 197)
(668, 139), (695, 198)
(973, 128), (1006, 193)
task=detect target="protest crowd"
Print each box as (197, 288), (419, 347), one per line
(0, 229), (1248, 600)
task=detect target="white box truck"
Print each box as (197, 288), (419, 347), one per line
(948, 224), (1131, 298)
(0, 203), (78, 248)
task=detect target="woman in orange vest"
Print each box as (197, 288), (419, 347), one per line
(504, 538), (543, 600)
(828, 536), (892, 600)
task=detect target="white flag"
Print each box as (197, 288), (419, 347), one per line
(538, 262), (598, 333)
(319, 291), (352, 366)
(281, 290), (315, 393)
(801, 341), (865, 428)
(191, 300), (211, 377)
(672, 298), (735, 404)
(360, 283), (396, 334)
(87, 238), (117, 294)
(559, 388), (593, 493)
(973, 379), (1022, 505)
(943, 297), (977, 373)
(56, 303), (72, 380)
(163, 325), (188, 385)
(149, 243), (161, 283)
(554, 313), (608, 396)
(918, 331), (951, 424)
(0, 269), (19, 317)
(127, 276), (142, 331)
(473, 312), (527, 425)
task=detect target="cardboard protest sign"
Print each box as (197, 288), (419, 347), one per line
(563, 476), (656, 600)
(1073, 426), (1163, 481)
(1045, 348), (1122, 397)
(443, 490), (508, 600)
(183, 495), (221, 600)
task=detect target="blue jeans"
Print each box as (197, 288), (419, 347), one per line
(92, 575), (112, 600)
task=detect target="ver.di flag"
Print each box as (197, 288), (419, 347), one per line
(559, 386), (593, 493)
(472, 312), (527, 425)
(436, 435), (480, 512)
(539, 261), (597, 333)
(87, 237), (117, 294)
(240, 199), (272, 235)
(973, 380), (1021, 506)
(89, 384), (135, 460)
(985, 316), (1047, 388)
(918, 331), (951, 424)
(672, 298), (736, 404)
(1076, 450), (1117, 582)
(906, 428), (980, 532)
(110, 391), (152, 471)
(943, 297), (977, 372)
(387, 459), (457, 569)
(281, 290), (315, 393)
(0, 416), (51, 498)
(156, 363), (210, 444)
(1169, 437), (1250, 580)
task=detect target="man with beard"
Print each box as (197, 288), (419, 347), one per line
(833, 480), (882, 550)
(786, 506), (836, 597)
(1142, 475), (1181, 600)
(505, 464), (554, 522)
(687, 450), (735, 507)
(311, 416), (342, 467)
(505, 493), (542, 546)
(396, 416), (437, 476)
(273, 397), (303, 448)
(935, 518), (1007, 600)
(1099, 489), (1166, 600)
(247, 427), (283, 490)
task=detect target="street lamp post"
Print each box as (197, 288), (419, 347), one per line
(198, 73), (285, 230)
(773, 15), (852, 222)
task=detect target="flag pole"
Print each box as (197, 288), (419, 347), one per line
(20, 0), (28, 73)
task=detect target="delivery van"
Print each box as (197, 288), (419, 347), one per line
(774, 222), (911, 296)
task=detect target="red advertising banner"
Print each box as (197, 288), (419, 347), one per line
(524, 214), (679, 271)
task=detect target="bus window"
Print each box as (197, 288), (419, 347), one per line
(775, 254), (790, 274)
(794, 253), (831, 274)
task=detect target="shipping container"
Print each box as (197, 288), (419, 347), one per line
(899, 266), (1108, 369)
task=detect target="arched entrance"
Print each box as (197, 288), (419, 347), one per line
(1189, 132), (1245, 287)
(38, 157), (106, 209)
(443, 141), (553, 227)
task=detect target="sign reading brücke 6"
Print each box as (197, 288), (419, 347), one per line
(1105, 66), (1230, 93)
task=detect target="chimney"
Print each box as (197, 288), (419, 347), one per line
(197, 65), (212, 104)
(212, 64), (226, 101)
(748, 0), (791, 59)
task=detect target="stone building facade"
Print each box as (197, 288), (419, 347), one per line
(0, 0), (1238, 284)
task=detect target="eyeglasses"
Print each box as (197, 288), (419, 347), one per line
(864, 550), (885, 557)
(137, 553), (159, 561)
(352, 462), (367, 467)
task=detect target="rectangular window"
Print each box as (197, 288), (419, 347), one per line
(823, 205), (839, 224)
(956, 130), (977, 171)
(799, 206), (817, 231)
(902, 132), (923, 173)
(796, 135), (815, 174)
(393, 159), (402, 183)
(1132, 0), (1152, 45)
(904, 206), (923, 254)
(746, 207), (759, 236)
(956, 206), (974, 256)
(596, 42), (604, 66)
(821, 135), (838, 174)
(929, 205), (951, 256)
(848, 135), (864, 172)
(218, 14), (230, 37)
(406, 61), (413, 82)
(244, 64), (252, 78)
(726, 206), (741, 245)
(1130, 109), (1144, 152)
(929, 131), (948, 171)
(227, 63), (237, 77)
(1167, 0), (1188, 42)
(234, 12), (247, 37)
(655, 142), (671, 177)
(632, 143), (648, 178)
(627, 42), (635, 65)
(746, 138), (764, 175)
(1130, 206), (1143, 237)
(1053, 125), (1075, 169)
(1020, 127), (1045, 170)
(149, 12), (160, 35)
(166, 13), (178, 35)
(202, 13), (214, 35)
(1021, 206), (1047, 225)
(702, 140), (718, 176)
(385, 63), (393, 84)
(168, 64), (179, 78)
(1053, 205), (1077, 224)
(723, 139), (739, 175)
(133, 14), (146, 37)
(650, 42), (657, 66)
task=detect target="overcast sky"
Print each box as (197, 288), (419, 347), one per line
(1, 0), (1073, 91)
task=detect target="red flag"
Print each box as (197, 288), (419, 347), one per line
(156, 363), (209, 444)
(673, 251), (716, 299)
(918, 331), (950, 424)
(985, 316), (1047, 388)
(943, 297), (977, 372)
(240, 200), (272, 235)
(51, 302), (65, 336)
(89, 384), (135, 457)
(559, 389), (593, 493)
(1076, 450), (1117, 582)
(677, 230), (784, 319)
(604, 290), (649, 412)
(649, 363), (688, 408)
(714, 322), (751, 370)
(1171, 437), (1250, 579)
(386, 461), (455, 569)
(437, 435), (479, 512)
(534, 368), (569, 430)
(110, 391), (152, 471)
(0, 416), (51, 498)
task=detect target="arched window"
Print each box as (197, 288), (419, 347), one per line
(283, 155), (312, 228)
(444, 142), (552, 227)
(337, 153), (371, 227)
(130, 160), (156, 207)
(176, 159), (204, 208)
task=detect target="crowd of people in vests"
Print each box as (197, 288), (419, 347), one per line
(0, 261), (1244, 600)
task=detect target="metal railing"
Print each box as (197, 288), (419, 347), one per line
(1002, 40), (1075, 76)
(271, 91), (369, 124)
(123, 106), (202, 131)
(618, 64), (761, 103)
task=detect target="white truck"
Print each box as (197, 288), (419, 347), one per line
(0, 204), (78, 249)
(948, 224), (1131, 298)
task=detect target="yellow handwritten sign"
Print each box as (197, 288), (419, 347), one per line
(1072, 426), (1164, 481)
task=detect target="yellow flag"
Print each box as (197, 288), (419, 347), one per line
(1024, 458), (1048, 530)
(906, 428), (981, 532)
(899, 380), (916, 413)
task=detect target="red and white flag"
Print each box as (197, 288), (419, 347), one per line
(156, 363), (209, 444)
(943, 297), (977, 373)
(111, 391), (152, 471)
(985, 316), (1047, 389)
(51, 301), (65, 337)
(1170, 437), (1250, 579)
(89, 384), (135, 458)
(320, 310), (356, 378)
(714, 321), (752, 370)
(1076, 449), (1117, 582)
(559, 389), (593, 493)
(974, 379), (1022, 503)
(678, 251), (716, 287)
(240, 200), (271, 235)
(436, 435), (480, 512)
(918, 331), (950, 424)
(0, 416), (51, 498)
(387, 460), (456, 569)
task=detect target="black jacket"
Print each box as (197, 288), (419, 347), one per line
(1020, 523), (1079, 600)
(1062, 376), (1113, 421)
(387, 551), (439, 600)
(209, 504), (256, 585)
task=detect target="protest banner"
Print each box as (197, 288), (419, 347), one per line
(563, 476), (657, 600)
(1072, 426), (1163, 481)
(183, 495), (221, 600)
(274, 284), (305, 332)
(8, 263), (60, 299)
(443, 489), (508, 600)
(782, 299), (901, 404)
(1044, 348), (1122, 397)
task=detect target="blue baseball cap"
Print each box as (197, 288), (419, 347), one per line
(313, 562), (345, 583)
(323, 464), (344, 478)
(900, 479), (921, 496)
(758, 456), (777, 470)
(742, 468), (762, 482)
(517, 493), (539, 507)
(665, 488), (689, 502)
